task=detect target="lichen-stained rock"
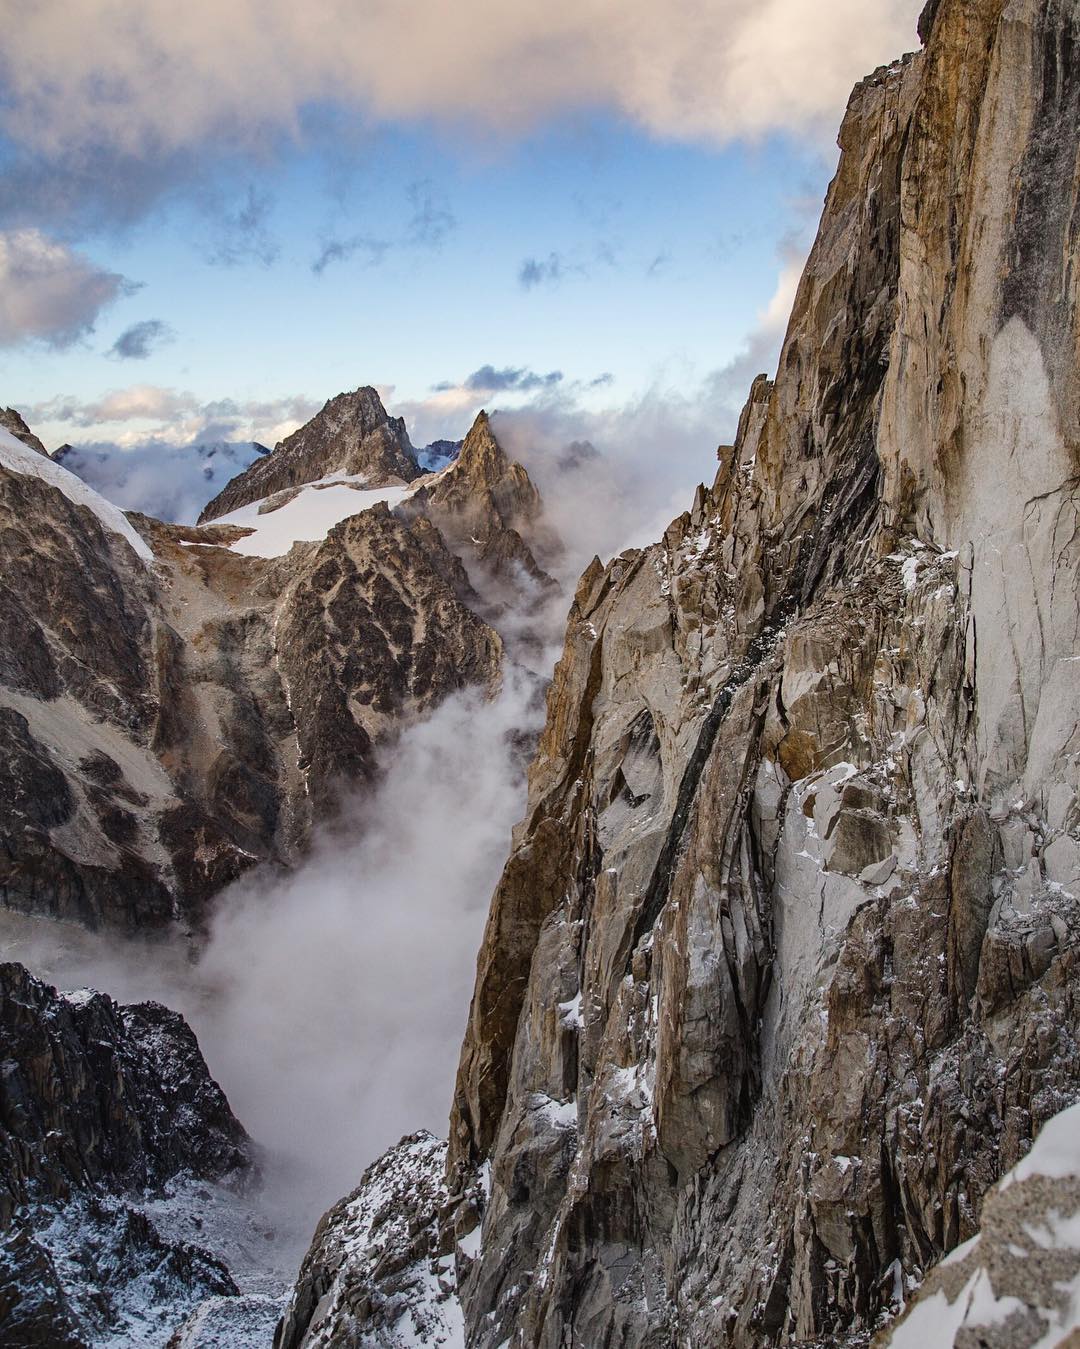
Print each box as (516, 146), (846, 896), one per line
(404, 0), (1080, 1345)
(0, 396), (541, 931)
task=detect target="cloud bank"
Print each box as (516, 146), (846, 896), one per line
(0, 1), (921, 166)
(0, 0), (922, 239)
(30, 385), (318, 447)
(55, 439), (269, 523)
(0, 229), (132, 347)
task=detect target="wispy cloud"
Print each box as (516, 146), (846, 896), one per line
(518, 253), (570, 289)
(0, 228), (134, 348)
(313, 178), (456, 275)
(433, 365), (564, 395)
(108, 318), (174, 360)
(518, 238), (621, 290)
(404, 179), (455, 248)
(311, 235), (391, 275)
(206, 186), (279, 267)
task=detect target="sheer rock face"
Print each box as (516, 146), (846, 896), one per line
(0, 402), (537, 932)
(0, 961), (249, 1348)
(198, 387), (420, 523)
(408, 0), (1080, 1345)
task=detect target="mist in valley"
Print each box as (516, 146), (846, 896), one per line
(0, 669), (544, 1257)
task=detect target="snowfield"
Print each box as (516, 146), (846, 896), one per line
(0, 426), (154, 562)
(210, 474), (417, 557)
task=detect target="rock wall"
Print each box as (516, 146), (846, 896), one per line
(423, 0), (1080, 1343)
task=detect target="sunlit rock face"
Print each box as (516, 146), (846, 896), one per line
(280, 0), (1080, 1344)
(0, 395), (548, 932)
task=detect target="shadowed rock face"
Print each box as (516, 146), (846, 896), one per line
(198, 386), (420, 524)
(0, 962), (250, 1222)
(280, 0), (1080, 1344)
(0, 961), (249, 1348)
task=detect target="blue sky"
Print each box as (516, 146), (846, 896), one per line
(0, 0), (923, 474)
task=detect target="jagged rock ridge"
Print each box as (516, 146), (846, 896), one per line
(279, 0), (1080, 1344)
(0, 961), (254, 1348)
(0, 407), (47, 457)
(0, 394), (550, 932)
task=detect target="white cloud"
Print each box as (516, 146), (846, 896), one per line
(0, 229), (130, 347)
(29, 386), (319, 449)
(0, 1), (921, 163)
(55, 440), (270, 524)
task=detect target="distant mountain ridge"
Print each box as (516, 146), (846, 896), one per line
(0, 390), (552, 933)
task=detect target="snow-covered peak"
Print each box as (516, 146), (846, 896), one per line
(0, 425), (153, 562)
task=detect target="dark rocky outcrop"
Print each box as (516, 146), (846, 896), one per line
(0, 962), (250, 1347)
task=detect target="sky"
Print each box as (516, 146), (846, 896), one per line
(0, 0), (924, 484)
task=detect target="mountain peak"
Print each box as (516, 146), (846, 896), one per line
(198, 385), (420, 523)
(0, 407), (47, 458)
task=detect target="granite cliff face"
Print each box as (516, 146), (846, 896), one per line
(281, 0), (1080, 1344)
(0, 390), (548, 932)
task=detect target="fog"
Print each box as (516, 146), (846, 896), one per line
(0, 669), (543, 1253)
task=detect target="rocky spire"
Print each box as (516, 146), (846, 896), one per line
(406, 409), (553, 587)
(198, 386), (420, 523)
(0, 407), (47, 457)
